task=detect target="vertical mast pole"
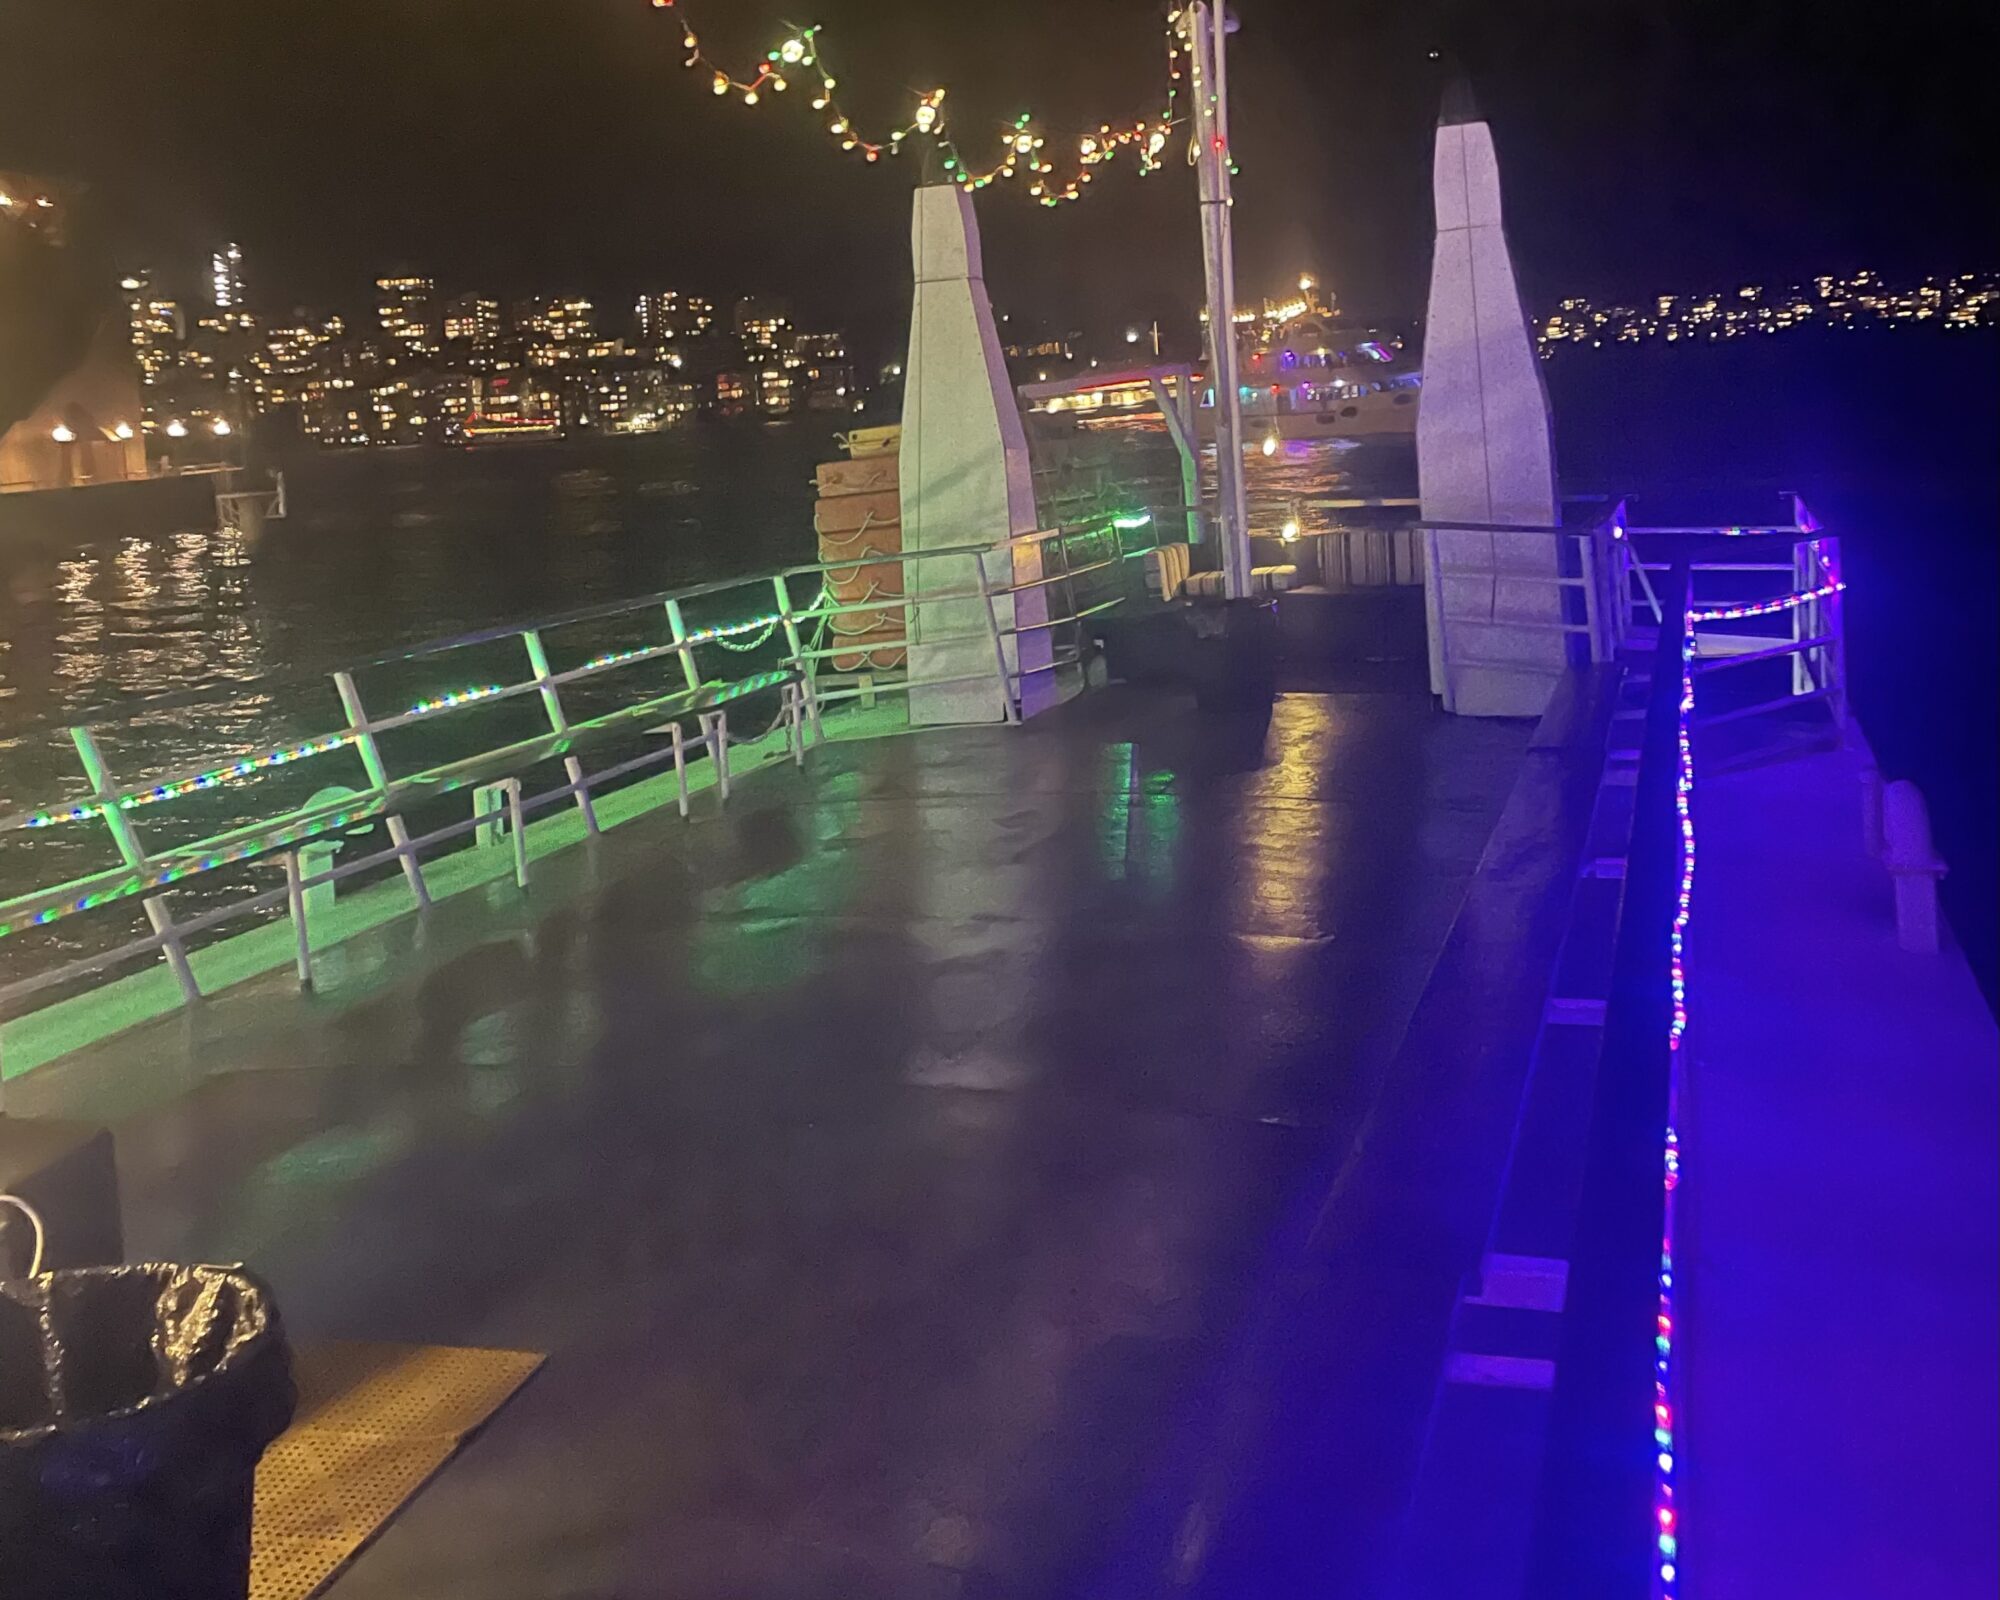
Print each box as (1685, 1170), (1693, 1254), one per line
(1188, 2), (1252, 600)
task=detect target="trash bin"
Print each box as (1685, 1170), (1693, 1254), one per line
(0, 1263), (295, 1600)
(1191, 596), (1279, 712)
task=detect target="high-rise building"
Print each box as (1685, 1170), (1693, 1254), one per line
(442, 293), (501, 347)
(121, 272), (185, 388)
(734, 295), (791, 355)
(249, 313), (346, 421)
(377, 275), (439, 357)
(636, 290), (715, 344)
(515, 295), (597, 365)
(210, 242), (246, 310)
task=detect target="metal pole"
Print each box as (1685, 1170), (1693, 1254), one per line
(331, 670), (432, 909)
(505, 779), (529, 890)
(522, 629), (599, 836)
(972, 547), (1021, 725)
(671, 722), (690, 817)
(283, 849), (313, 988)
(663, 600), (705, 694)
(68, 727), (202, 1005)
(1187, 2), (1252, 600)
(770, 574), (824, 743)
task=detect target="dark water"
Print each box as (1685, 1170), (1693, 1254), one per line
(1548, 333), (1999, 1004)
(2, 338), (1993, 1000)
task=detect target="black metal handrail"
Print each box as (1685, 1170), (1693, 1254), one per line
(1523, 562), (1690, 1596)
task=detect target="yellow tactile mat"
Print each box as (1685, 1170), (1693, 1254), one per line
(250, 1340), (544, 1600)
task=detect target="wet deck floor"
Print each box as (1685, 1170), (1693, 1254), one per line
(14, 683), (1530, 1599)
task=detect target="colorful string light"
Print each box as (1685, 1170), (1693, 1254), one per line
(575, 607), (786, 675)
(651, 0), (1197, 206)
(1687, 580), (1844, 625)
(0, 810), (367, 940)
(1656, 571), (1847, 1597)
(11, 735), (357, 833)
(404, 684), (505, 717)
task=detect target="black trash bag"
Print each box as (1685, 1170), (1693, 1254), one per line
(0, 1264), (295, 1600)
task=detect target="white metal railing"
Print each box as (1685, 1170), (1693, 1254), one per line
(1623, 494), (1847, 737)
(1414, 503), (1634, 708)
(0, 513), (1167, 1068)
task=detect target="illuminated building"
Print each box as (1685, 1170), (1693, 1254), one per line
(250, 313), (344, 424)
(121, 272), (185, 387)
(756, 365), (795, 416)
(734, 296), (791, 355)
(1537, 271), (2000, 354)
(583, 367), (699, 433)
(377, 275), (439, 357)
(460, 373), (562, 440)
(442, 293), (500, 347)
(515, 295), (596, 364)
(790, 332), (853, 411)
(211, 241), (246, 311)
(790, 331), (845, 365)
(636, 290), (715, 343)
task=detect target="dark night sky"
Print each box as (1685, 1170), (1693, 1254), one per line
(2, 0), (1994, 359)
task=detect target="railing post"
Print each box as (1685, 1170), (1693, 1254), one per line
(1423, 526), (1454, 711)
(1822, 535), (1849, 733)
(68, 727), (202, 1006)
(504, 778), (529, 890)
(1790, 537), (1815, 701)
(697, 711), (731, 800)
(786, 684), (806, 766)
(522, 629), (599, 836)
(768, 580), (824, 748)
(331, 670), (431, 910)
(770, 575), (824, 744)
(670, 721), (690, 817)
(663, 600), (705, 695)
(283, 849), (313, 989)
(972, 547), (1020, 725)
(1579, 532), (1605, 665)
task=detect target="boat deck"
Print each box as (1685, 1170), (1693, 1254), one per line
(8, 680), (1534, 1598)
(1684, 738), (1999, 1599)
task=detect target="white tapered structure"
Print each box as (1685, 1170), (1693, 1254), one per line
(1417, 81), (1566, 718)
(899, 182), (1053, 725)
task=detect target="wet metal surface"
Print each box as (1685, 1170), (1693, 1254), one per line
(14, 685), (1528, 1599)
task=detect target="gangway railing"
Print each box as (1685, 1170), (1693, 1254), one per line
(0, 513), (1168, 1078)
(1412, 504), (1635, 708)
(1622, 494), (1847, 742)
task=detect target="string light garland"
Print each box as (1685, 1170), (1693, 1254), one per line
(1653, 571), (1849, 1598)
(11, 735), (357, 832)
(404, 684), (505, 717)
(0, 809), (369, 939)
(11, 603), (831, 836)
(649, 0), (1209, 206)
